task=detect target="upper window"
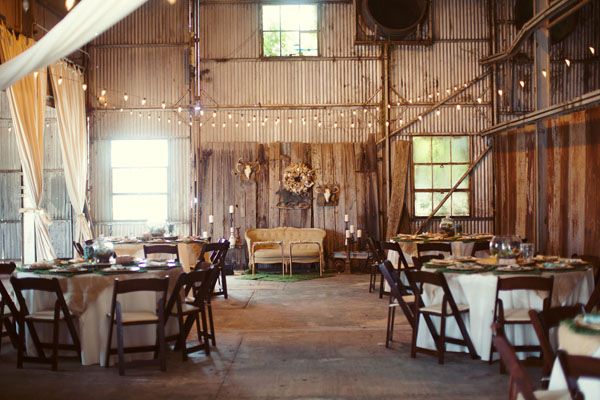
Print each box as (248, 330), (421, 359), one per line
(261, 4), (318, 57)
(111, 140), (168, 222)
(412, 136), (470, 217)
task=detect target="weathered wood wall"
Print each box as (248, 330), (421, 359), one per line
(195, 139), (380, 255)
(495, 106), (600, 258)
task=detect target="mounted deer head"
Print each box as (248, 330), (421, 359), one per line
(233, 159), (260, 181)
(314, 183), (340, 206)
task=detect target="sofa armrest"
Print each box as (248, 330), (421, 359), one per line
(251, 240), (284, 254)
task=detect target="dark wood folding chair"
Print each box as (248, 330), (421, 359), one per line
(405, 269), (478, 364)
(187, 263), (221, 347)
(416, 242), (452, 260)
(165, 269), (214, 359)
(529, 305), (583, 387)
(10, 276), (81, 371)
(0, 262), (19, 352)
(585, 278), (600, 312)
(197, 242), (229, 299)
(378, 261), (416, 347)
(557, 350), (600, 400)
(143, 244), (180, 261)
(491, 324), (569, 400)
(72, 241), (84, 257)
(572, 254), (600, 284)
(411, 254), (444, 270)
(366, 237), (385, 293)
(379, 241), (410, 299)
(490, 276), (554, 369)
(471, 240), (491, 257)
(104, 277), (169, 375)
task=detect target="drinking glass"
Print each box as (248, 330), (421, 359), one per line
(520, 243), (534, 261)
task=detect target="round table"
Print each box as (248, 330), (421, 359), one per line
(548, 319), (600, 399)
(12, 268), (183, 366)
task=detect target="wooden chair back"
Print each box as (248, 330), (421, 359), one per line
(405, 269), (461, 316)
(491, 324), (538, 400)
(10, 276), (68, 316)
(529, 305), (583, 377)
(471, 240), (490, 256)
(381, 241), (409, 269)
(412, 254), (444, 269)
(143, 244), (180, 261)
(164, 272), (188, 317)
(367, 237), (385, 264)
(199, 242), (229, 266)
(73, 241), (84, 257)
(378, 261), (415, 328)
(585, 278), (600, 312)
(0, 262), (18, 316)
(496, 276), (554, 308)
(416, 242), (452, 258)
(557, 350), (600, 400)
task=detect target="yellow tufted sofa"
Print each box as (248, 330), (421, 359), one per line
(245, 227), (326, 276)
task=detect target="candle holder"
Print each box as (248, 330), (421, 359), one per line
(209, 222), (214, 241)
(344, 221), (355, 274)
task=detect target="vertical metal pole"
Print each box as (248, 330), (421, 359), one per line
(534, 0), (550, 252)
(382, 44), (391, 238)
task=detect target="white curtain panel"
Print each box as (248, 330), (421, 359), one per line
(0, 0), (147, 91)
(0, 26), (56, 260)
(50, 61), (93, 243)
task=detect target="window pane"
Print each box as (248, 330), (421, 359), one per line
(281, 31), (300, 56)
(298, 5), (317, 30)
(414, 192), (432, 217)
(413, 137), (431, 163)
(451, 192), (469, 216)
(113, 195), (167, 221)
(113, 168), (167, 194)
(281, 5), (300, 30)
(111, 140), (167, 167)
(451, 164), (469, 189)
(263, 31), (281, 56)
(433, 164), (451, 189)
(300, 32), (318, 56)
(262, 5), (280, 31)
(431, 137), (451, 163)
(452, 137), (469, 162)
(414, 165), (432, 189)
(433, 192), (451, 216)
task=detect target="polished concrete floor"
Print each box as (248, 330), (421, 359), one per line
(0, 274), (516, 399)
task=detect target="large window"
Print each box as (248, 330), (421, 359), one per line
(111, 140), (168, 222)
(413, 136), (470, 217)
(261, 4), (318, 57)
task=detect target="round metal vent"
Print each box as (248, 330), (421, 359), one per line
(361, 0), (429, 39)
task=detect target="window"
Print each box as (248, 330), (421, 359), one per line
(262, 4), (318, 57)
(412, 136), (470, 217)
(111, 140), (168, 222)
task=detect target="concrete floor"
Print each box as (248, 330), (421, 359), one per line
(0, 274), (516, 399)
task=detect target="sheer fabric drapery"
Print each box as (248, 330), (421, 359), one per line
(0, 26), (56, 260)
(49, 61), (93, 243)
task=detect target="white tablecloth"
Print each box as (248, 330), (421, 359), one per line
(13, 269), (183, 366)
(386, 249), (594, 361)
(113, 242), (204, 272)
(548, 323), (600, 400)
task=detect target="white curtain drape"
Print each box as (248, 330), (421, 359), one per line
(0, 26), (56, 260)
(0, 0), (147, 90)
(49, 61), (93, 243)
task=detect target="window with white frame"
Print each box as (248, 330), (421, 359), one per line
(261, 4), (318, 57)
(412, 136), (470, 217)
(111, 140), (168, 222)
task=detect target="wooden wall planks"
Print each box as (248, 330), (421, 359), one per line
(494, 106), (600, 258)
(195, 140), (380, 255)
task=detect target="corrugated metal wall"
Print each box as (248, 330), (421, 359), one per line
(87, 0), (192, 237)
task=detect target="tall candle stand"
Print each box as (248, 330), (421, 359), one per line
(344, 221), (355, 274)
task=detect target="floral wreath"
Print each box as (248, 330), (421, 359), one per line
(283, 162), (316, 195)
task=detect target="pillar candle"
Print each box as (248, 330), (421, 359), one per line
(357, 229), (362, 238)
(344, 214), (349, 222)
(202, 231), (208, 238)
(208, 215), (214, 223)
(230, 227), (235, 233)
(349, 225), (355, 233)
(229, 205), (234, 214)
(345, 229), (351, 238)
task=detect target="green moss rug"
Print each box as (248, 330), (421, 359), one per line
(238, 272), (335, 282)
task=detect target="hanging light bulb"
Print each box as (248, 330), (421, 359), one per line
(227, 112), (232, 119)
(211, 122), (216, 128)
(435, 110), (440, 116)
(428, 94), (433, 99)
(313, 114), (318, 121)
(189, 121), (193, 126)
(178, 106), (183, 113)
(212, 111), (217, 118)
(417, 115), (423, 121)
(590, 46), (596, 55)
(541, 69), (547, 78)
(436, 91), (440, 97)
(350, 122), (355, 128)
(123, 93), (129, 102)
(138, 112), (142, 118)
(519, 80), (525, 88)
(416, 97), (421, 102)
(302, 119), (306, 126)
(82, 83), (87, 91)
(333, 121), (338, 128)
(65, 0), (75, 11)
(8, 126), (12, 132)
(101, 88), (106, 96)
(199, 122), (203, 127)
(396, 102), (400, 107)
(199, 110), (204, 116)
(129, 110), (133, 115)
(235, 122), (239, 128)
(246, 122), (251, 127)
(119, 108), (123, 112)
(453, 86), (458, 91)
(168, 118), (172, 123)
(446, 89), (451, 94)
(367, 121), (372, 128)
(363, 108), (367, 114)
(565, 59), (571, 67)
(317, 121), (322, 128)
(57, 76), (63, 85)
(240, 114), (245, 120)
(399, 118), (403, 124)
(352, 110), (357, 116)
(476, 97), (482, 104)
(275, 117), (280, 124)
(340, 111), (345, 117)
(385, 121), (390, 127)
(161, 101), (166, 109)
(222, 122), (227, 128)
(158, 116), (161, 122)
(252, 115), (257, 122)
(408, 99), (413, 104)
(456, 104), (461, 111)
(497, 89), (504, 96)
(288, 117), (292, 124)
(141, 97), (147, 106)
(147, 113), (151, 119)
(264, 116), (269, 122)
(261, 121), (265, 127)
(178, 120), (182, 125)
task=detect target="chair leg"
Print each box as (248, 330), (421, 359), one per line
(157, 302), (167, 372)
(16, 316), (24, 369)
(439, 315), (446, 365)
(386, 306), (395, 348)
(221, 268), (228, 299)
(411, 311), (420, 359)
(115, 303), (125, 376)
(178, 313), (187, 361)
(105, 315), (115, 368)
(52, 306), (60, 371)
(199, 305), (210, 356)
(207, 301), (216, 346)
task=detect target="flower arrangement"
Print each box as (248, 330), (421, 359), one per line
(283, 162), (315, 195)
